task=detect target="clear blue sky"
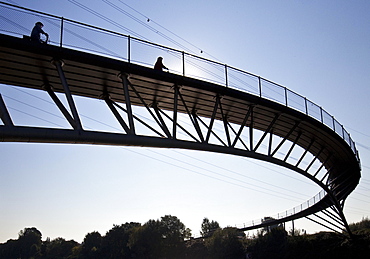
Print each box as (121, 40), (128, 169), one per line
(1, 0), (369, 243)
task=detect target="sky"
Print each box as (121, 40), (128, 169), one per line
(1, 0), (370, 243)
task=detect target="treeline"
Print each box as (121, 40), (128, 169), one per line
(0, 215), (245, 259)
(1, 216), (369, 259)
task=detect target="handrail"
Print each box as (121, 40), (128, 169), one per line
(236, 190), (327, 229)
(0, 1), (360, 163)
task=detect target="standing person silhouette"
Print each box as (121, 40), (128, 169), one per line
(30, 22), (48, 43)
(154, 57), (168, 71)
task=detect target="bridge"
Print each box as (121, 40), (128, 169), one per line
(0, 2), (361, 237)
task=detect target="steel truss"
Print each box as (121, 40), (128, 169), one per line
(0, 57), (359, 238)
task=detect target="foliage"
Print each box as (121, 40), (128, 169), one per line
(44, 237), (79, 259)
(247, 229), (370, 259)
(128, 215), (190, 258)
(1, 217), (370, 258)
(0, 239), (18, 259)
(248, 227), (288, 259)
(200, 217), (220, 237)
(81, 231), (102, 258)
(128, 219), (164, 258)
(185, 239), (209, 259)
(18, 227), (43, 258)
(205, 227), (246, 259)
(348, 217), (370, 233)
(100, 222), (140, 258)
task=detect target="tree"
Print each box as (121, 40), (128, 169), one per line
(205, 227), (246, 259)
(348, 217), (370, 233)
(248, 228), (288, 258)
(128, 215), (191, 258)
(100, 222), (140, 258)
(129, 219), (163, 258)
(18, 227), (42, 258)
(201, 218), (220, 237)
(44, 237), (79, 258)
(0, 239), (18, 259)
(160, 215), (191, 241)
(160, 215), (190, 257)
(81, 231), (102, 258)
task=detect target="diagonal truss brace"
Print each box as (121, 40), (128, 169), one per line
(156, 108), (200, 142)
(152, 102), (172, 138)
(177, 90), (204, 143)
(105, 97), (131, 134)
(195, 114), (228, 147)
(172, 84), (179, 139)
(127, 80), (171, 138)
(231, 105), (253, 149)
(205, 95), (221, 143)
(218, 99), (231, 146)
(305, 214), (344, 235)
(191, 110), (205, 143)
(0, 94), (13, 126)
(108, 99), (165, 137)
(253, 113), (280, 152)
(271, 121), (300, 157)
(119, 73), (135, 134)
(43, 84), (79, 129)
(51, 59), (82, 130)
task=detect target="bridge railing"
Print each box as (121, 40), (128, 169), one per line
(236, 189), (327, 229)
(0, 2), (359, 162)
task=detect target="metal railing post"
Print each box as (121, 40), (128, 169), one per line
(182, 51), (185, 76)
(258, 76), (262, 97)
(60, 17), (64, 48)
(332, 116), (335, 131)
(285, 87), (288, 106)
(305, 97), (308, 115)
(342, 126), (345, 139)
(128, 35), (131, 63)
(225, 64), (228, 87)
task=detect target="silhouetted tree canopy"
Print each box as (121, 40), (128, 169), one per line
(18, 227), (42, 258)
(128, 215), (191, 258)
(205, 227), (246, 259)
(44, 237), (79, 258)
(81, 231), (102, 258)
(201, 217), (220, 237)
(1, 217), (370, 258)
(101, 222), (140, 258)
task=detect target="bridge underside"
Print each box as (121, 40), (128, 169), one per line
(0, 34), (361, 236)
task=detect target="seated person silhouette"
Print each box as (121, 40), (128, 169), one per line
(30, 22), (48, 43)
(154, 57), (168, 71)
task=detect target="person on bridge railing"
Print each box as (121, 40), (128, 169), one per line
(30, 22), (48, 43)
(154, 57), (168, 71)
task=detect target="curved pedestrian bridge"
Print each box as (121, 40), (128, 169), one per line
(0, 2), (361, 236)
